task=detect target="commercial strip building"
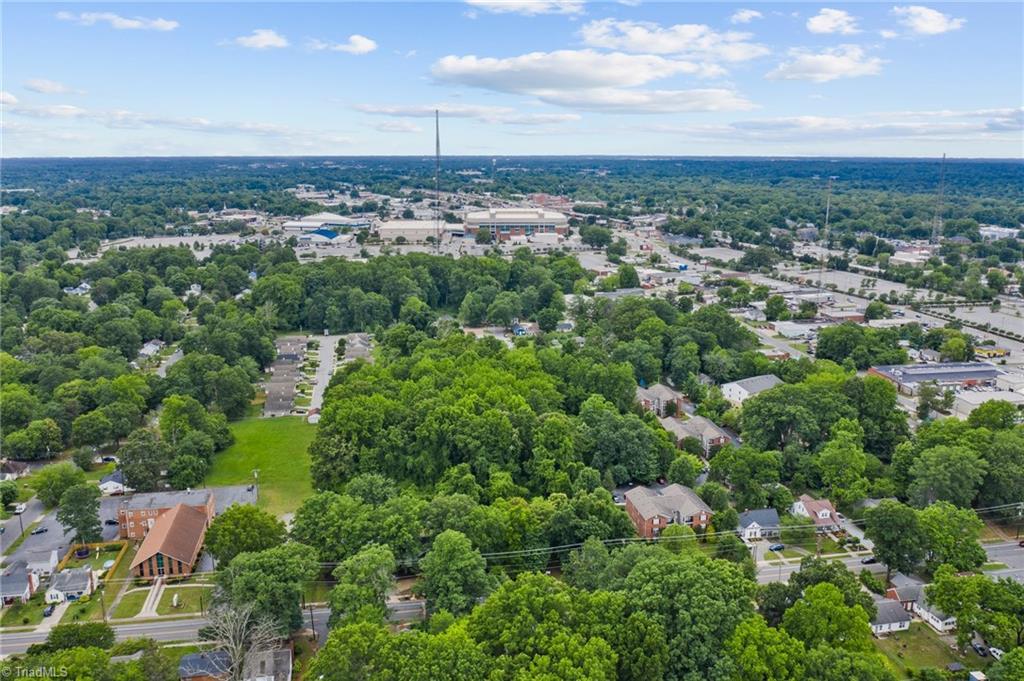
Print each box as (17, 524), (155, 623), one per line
(952, 390), (1024, 419)
(282, 212), (372, 232)
(868, 362), (1004, 396)
(464, 208), (568, 242)
(376, 220), (458, 243)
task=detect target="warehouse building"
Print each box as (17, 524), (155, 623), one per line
(464, 208), (568, 242)
(376, 220), (458, 243)
(868, 362), (1004, 396)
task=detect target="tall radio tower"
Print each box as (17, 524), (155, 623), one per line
(818, 176), (837, 297)
(931, 153), (947, 245)
(434, 109), (441, 253)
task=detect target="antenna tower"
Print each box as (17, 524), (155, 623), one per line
(931, 153), (947, 244)
(434, 109), (441, 254)
(818, 176), (836, 298)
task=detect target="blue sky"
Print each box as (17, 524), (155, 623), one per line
(2, 1), (1021, 157)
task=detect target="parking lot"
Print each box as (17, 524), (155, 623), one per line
(264, 335), (307, 417)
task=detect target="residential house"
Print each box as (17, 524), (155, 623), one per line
(737, 508), (781, 540)
(659, 416), (730, 453)
(885, 573), (957, 633)
(871, 598), (912, 636)
(790, 494), (839, 533)
(25, 549), (59, 578)
(118, 488), (215, 540)
(99, 469), (132, 496)
(918, 348), (943, 363)
(721, 374), (784, 406)
(636, 384), (686, 417)
(45, 567), (95, 604)
(179, 647), (293, 681)
(0, 563), (38, 605)
(624, 484), (713, 539)
(130, 503), (209, 580)
(1, 458), (30, 481)
(138, 339), (166, 359)
(743, 307), (767, 322)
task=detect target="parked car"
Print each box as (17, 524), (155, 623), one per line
(30, 527), (48, 535)
(769, 544), (785, 552)
(860, 556), (878, 564)
(104, 519), (119, 526)
(42, 605), (55, 617)
(12, 503), (27, 515)
(1018, 539), (1024, 548)
(101, 456), (118, 463)
(972, 642), (988, 657)
(990, 647), (1004, 660)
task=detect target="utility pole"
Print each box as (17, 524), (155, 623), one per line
(98, 588), (107, 622)
(308, 602), (317, 642)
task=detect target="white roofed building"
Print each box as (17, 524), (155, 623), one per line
(465, 208), (568, 242)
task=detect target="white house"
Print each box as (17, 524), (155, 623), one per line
(138, 339), (166, 358)
(45, 567), (94, 604)
(913, 590), (957, 633)
(737, 508), (781, 540)
(721, 374), (783, 406)
(790, 494), (839, 533)
(871, 599), (912, 636)
(99, 469), (132, 496)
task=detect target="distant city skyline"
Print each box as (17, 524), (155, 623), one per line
(2, 2), (1022, 157)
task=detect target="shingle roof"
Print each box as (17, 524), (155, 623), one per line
(637, 384), (682, 403)
(100, 469), (125, 486)
(872, 599), (912, 627)
(120, 488), (212, 511)
(661, 415), (728, 443)
(130, 503), (209, 570)
(179, 651), (229, 679)
(737, 508), (780, 530)
(625, 484), (712, 522)
(725, 374), (783, 395)
(0, 566), (30, 598)
(49, 567), (91, 594)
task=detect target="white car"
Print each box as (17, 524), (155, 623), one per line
(990, 647), (1004, 660)
(12, 503), (27, 515)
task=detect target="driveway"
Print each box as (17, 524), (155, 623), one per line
(310, 335), (342, 411)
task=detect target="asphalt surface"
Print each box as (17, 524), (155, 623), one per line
(263, 335), (307, 417)
(309, 335), (342, 412)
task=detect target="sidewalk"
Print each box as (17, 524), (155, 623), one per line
(138, 578), (164, 618)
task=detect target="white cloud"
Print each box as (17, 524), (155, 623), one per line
(464, 0), (584, 16)
(535, 87), (755, 113)
(307, 34), (377, 55)
(56, 11), (178, 31)
(766, 45), (884, 82)
(806, 8), (860, 34)
(892, 6), (965, 35)
(730, 9), (763, 24)
(639, 108), (1022, 143)
(879, 29), (899, 39)
(580, 18), (769, 63)
(0, 91), (19, 105)
(373, 120), (423, 133)
(354, 102), (582, 125)
(433, 50), (708, 92)
(25, 78), (83, 95)
(233, 29), (289, 50)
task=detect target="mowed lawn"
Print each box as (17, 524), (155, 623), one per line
(874, 623), (986, 678)
(205, 417), (316, 517)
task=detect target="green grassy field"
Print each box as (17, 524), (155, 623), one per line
(205, 417), (316, 517)
(112, 589), (149, 619)
(874, 622), (987, 678)
(157, 586), (213, 616)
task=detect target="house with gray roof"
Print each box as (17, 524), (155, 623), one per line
(624, 484), (713, 539)
(871, 598), (912, 636)
(721, 374), (783, 405)
(1, 563), (39, 605)
(179, 647), (292, 681)
(45, 567), (94, 604)
(737, 508), (781, 540)
(25, 549), (58, 577)
(660, 415), (730, 453)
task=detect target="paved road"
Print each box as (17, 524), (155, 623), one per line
(0, 499), (44, 556)
(309, 335), (342, 412)
(156, 348), (183, 378)
(0, 599), (429, 656)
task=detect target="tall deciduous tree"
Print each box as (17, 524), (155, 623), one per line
(418, 530), (493, 616)
(56, 483), (102, 544)
(205, 504), (287, 565)
(865, 500), (926, 580)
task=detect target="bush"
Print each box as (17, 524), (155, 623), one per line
(859, 569), (885, 594)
